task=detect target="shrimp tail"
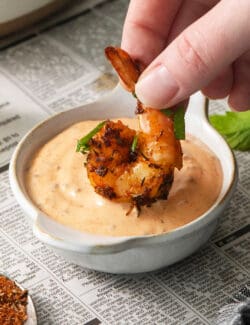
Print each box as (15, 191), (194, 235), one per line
(105, 46), (140, 92)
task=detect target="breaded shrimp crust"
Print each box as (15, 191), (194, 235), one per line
(85, 47), (182, 211)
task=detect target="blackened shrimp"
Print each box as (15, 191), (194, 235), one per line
(84, 47), (182, 211)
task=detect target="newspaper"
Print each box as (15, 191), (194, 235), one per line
(0, 0), (249, 324)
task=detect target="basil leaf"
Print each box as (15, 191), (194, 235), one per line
(162, 106), (185, 140)
(162, 109), (173, 118)
(173, 107), (185, 140)
(209, 110), (250, 151)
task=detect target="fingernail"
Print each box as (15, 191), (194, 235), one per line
(135, 64), (179, 108)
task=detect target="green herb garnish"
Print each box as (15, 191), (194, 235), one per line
(209, 110), (250, 151)
(132, 92), (138, 99)
(162, 106), (185, 140)
(162, 109), (173, 118)
(173, 106), (185, 140)
(76, 120), (106, 153)
(131, 134), (138, 152)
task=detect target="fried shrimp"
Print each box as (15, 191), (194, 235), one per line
(80, 47), (183, 212)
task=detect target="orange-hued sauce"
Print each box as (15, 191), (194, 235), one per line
(25, 119), (222, 237)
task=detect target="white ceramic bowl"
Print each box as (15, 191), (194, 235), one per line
(9, 86), (237, 273)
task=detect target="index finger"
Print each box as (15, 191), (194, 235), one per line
(121, 0), (183, 67)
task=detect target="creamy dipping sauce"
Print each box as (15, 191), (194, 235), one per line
(25, 118), (222, 237)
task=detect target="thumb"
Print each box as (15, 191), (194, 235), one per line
(135, 0), (250, 108)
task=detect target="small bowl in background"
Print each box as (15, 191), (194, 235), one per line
(0, 0), (69, 37)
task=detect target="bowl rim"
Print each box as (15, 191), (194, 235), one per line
(9, 90), (238, 254)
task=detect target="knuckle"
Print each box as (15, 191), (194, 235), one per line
(177, 32), (211, 75)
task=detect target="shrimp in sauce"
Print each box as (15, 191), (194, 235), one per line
(84, 47), (182, 212)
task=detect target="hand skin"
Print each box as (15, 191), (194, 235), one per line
(121, 0), (250, 111)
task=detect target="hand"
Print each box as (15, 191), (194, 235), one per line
(121, 0), (250, 111)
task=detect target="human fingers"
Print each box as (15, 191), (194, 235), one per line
(202, 67), (234, 99)
(121, 0), (183, 67)
(168, 0), (233, 101)
(167, 0), (218, 44)
(228, 51), (250, 111)
(135, 0), (250, 109)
